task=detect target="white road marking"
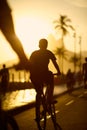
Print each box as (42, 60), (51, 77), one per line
(65, 100), (74, 106)
(78, 94), (83, 98)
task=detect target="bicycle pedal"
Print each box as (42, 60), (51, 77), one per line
(34, 118), (40, 122)
(51, 100), (58, 104)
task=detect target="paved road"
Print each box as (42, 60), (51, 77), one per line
(14, 87), (87, 130)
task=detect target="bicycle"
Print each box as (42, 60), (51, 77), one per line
(35, 74), (62, 130)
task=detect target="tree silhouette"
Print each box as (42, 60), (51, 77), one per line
(53, 14), (75, 48)
(69, 55), (80, 72)
(54, 47), (68, 73)
(53, 14), (74, 73)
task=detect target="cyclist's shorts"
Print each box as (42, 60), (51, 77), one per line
(30, 71), (54, 92)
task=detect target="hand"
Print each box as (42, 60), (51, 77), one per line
(57, 71), (61, 76)
(54, 72), (61, 76)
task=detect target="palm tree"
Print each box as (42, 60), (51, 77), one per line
(53, 14), (75, 48)
(53, 15), (75, 73)
(69, 56), (80, 72)
(54, 47), (68, 73)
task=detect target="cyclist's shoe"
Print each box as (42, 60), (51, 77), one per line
(34, 116), (43, 122)
(51, 99), (58, 104)
(48, 99), (58, 104)
(34, 118), (40, 122)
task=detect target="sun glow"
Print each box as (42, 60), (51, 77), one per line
(15, 16), (52, 55)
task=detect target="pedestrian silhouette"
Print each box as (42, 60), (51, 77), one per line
(0, 64), (9, 96)
(66, 69), (74, 94)
(83, 57), (87, 88)
(0, 0), (28, 70)
(0, 64), (9, 129)
(0, 64), (19, 130)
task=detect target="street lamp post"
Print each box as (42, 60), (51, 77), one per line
(79, 36), (82, 73)
(73, 32), (76, 73)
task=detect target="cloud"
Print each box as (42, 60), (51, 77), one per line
(64, 0), (87, 8)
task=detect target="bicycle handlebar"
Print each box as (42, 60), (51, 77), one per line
(53, 73), (61, 76)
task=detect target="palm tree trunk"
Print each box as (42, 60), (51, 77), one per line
(79, 36), (82, 73)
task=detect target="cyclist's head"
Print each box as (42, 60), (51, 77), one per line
(39, 39), (48, 49)
(3, 64), (6, 68)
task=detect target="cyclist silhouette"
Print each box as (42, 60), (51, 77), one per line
(0, 0), (28, 69)
(29, 38), (61, 119)
(83, 57), (87, 88)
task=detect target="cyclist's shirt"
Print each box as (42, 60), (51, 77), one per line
(30, 49), (56, 77)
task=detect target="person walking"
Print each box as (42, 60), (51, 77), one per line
(83, 57), (87, 88)
(0, 64), (9, 96)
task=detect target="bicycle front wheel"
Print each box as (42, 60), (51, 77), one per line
(37, 105), (46, 130)
(50, 103), (62, 130)
(36, 103), (46, 130)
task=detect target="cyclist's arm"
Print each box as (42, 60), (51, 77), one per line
(52, 59), (61, 75)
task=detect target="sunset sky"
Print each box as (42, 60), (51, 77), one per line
(0, 0), (87, 64)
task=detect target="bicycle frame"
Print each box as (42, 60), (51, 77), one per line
(35, 75), (62, 130)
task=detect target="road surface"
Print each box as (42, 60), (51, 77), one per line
(13, 87), (87, 130)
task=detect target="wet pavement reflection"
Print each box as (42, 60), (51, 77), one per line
(2, 89), (36, 110)
(2, 84), (67, 111)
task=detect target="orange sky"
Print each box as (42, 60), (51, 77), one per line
(0, 0), (87, 64)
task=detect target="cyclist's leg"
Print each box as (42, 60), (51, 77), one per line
(36, 90), (42, 120)
(46, 71), (54, 104)
(35, 84), (47, 130)
(32, 81), (43, 120)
